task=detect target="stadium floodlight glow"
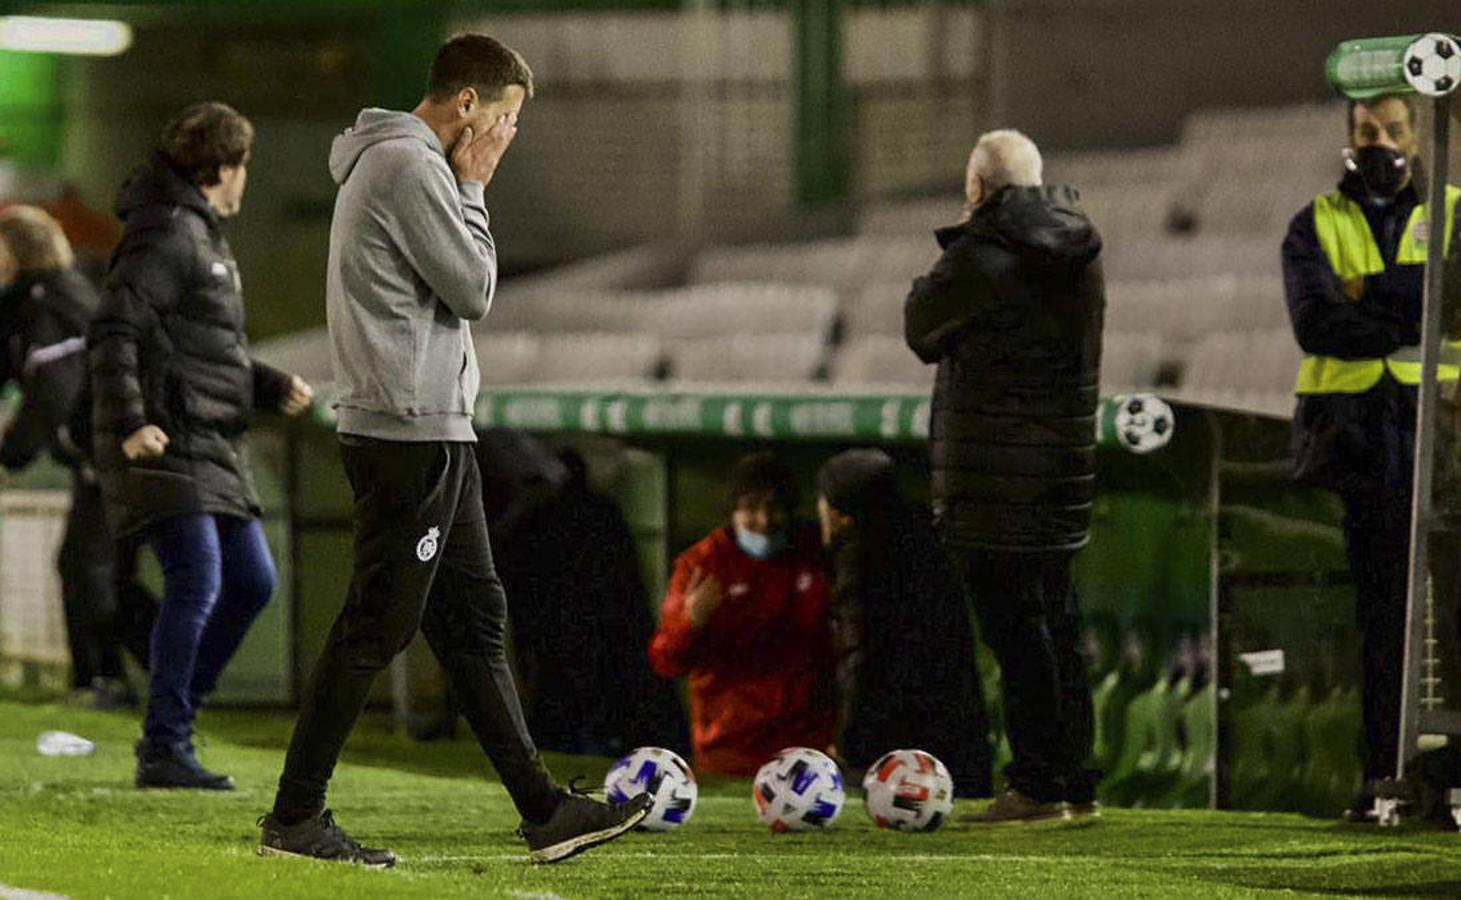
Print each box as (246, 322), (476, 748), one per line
(0, 16), (133, 56)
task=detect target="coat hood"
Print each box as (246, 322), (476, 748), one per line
(114, 152), (215, 225)
(966, 184), (1102, 266)
(329, 108), (444, 185)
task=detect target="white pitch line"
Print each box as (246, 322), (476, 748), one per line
(413, 852), (1139, 864)
(412, 849), (1439, 866)
(0, 885), (67, 900)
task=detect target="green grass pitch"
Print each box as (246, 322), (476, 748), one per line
(3, 696), (1461, 898)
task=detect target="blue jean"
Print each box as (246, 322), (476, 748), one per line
(143, 513), (276, 744)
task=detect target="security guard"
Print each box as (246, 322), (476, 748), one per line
(1283, 92), (1460, 820)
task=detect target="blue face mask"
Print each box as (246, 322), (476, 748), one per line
(735, 527), (786, 561)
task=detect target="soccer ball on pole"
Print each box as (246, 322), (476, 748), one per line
(861, 749), (955, 832)
(603, 747), (698, 832)
(752, 748), (846, 832)
(1404, 33), (1461, 98)
(1112, 394), (1175, 455)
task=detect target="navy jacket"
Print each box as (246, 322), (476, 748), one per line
(1282, 172), (1456, 494)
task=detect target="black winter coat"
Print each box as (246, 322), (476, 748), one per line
(0, 267), (96, 472)
(828, 499), (992, 797)
(905, 185), (1105, 552)
(89, 153), (291, 537)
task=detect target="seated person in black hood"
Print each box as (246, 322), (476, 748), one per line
(818, 448), (991, 798)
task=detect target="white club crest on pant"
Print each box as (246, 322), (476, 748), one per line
(416, 527), (441, 562)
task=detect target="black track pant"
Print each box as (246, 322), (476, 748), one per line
(273, 438), (558, 823)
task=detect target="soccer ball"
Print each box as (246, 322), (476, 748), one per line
(752, 748), (845, 832)
(1404, 33), (1461, 98)
(1113, 394), (1174, 455)
(862, 749), (955, 832)
(603, 747), (698, 832)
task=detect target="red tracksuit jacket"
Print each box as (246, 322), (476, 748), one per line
(648, 525), (833, 777)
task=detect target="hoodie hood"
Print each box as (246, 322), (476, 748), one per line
(114, 152), (214, 225)
(818, 448), (898, 521)
(329, 108), (444, 186)
(967, 184), (1101, 266)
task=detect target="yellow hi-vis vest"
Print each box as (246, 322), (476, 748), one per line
(1294, 185), (1461, 395)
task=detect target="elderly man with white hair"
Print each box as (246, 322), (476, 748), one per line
(905, 128), (1106, 823)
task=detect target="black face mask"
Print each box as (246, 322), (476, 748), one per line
(1345, 145), (1410, 198)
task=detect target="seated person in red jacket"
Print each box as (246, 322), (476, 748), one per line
(648, 452), (833, 777)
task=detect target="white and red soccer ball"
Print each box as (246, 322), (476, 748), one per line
(862, 749), (955, 832)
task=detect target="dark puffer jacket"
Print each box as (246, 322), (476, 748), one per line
(820, 451), (991, 797)
(89, 153), (291, 537)
(0, 267), (97, 472)
(905, 184), (1105, 552)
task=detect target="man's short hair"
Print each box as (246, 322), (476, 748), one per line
(0, 205), (74, 273)
(428, 34), (535, 104)
(160, 101), (254, 188)
(727, 451), (798, 514)
(969, 129), (1043, 194)
(1347, 93), (1418, 135)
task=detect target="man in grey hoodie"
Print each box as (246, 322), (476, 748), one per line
(260, 34), (649, 867)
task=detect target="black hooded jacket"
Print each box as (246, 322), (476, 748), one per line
(821, 452), (990, 797)
(0, 267), (97, 472)
(905, 184), (1105, 552)
(89, 153), (291, 536)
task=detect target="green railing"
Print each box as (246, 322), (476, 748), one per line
(308, 386), (1166, 449)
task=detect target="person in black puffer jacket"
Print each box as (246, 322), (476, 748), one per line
(0, 205), (154, 708)
(89, 102), (315, 790)
(817, 449), (992, 799)
(905, 129), (1105, 823)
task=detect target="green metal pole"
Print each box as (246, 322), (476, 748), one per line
(0, 50), (64, 167)
(793, 0), (847, 208)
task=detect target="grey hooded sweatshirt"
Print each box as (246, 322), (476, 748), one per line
(326, 108), (493, 442)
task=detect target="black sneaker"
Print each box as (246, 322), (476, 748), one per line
(257, 810), (397, 868)
(134, 739), (234, 791)
(518, 780), (652, 864)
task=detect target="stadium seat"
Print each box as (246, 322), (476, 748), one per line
(648, 283), (839, 341)
(476, 331), (543, 385)
(1105, 276), (1288, 346)
(1169, 327), (1300, 418)
(1296, 684), (1363, 816)
(664, 335), (828, 383)
(1102, 236), (1280, 283)
(1175, 680), (1216, 808)
(830, 335), (933, 388)
(841, 281), (911, 339)
(530, 333), (663, 384)
(481, 290), (647, 334)
(1099, 331), (1166, 394)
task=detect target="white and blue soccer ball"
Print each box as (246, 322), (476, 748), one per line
(753, 747), (845, 833)
(862, 749), (955, 833)
(1405, 33), (1461, 98)
(603, 747), (698, 831)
